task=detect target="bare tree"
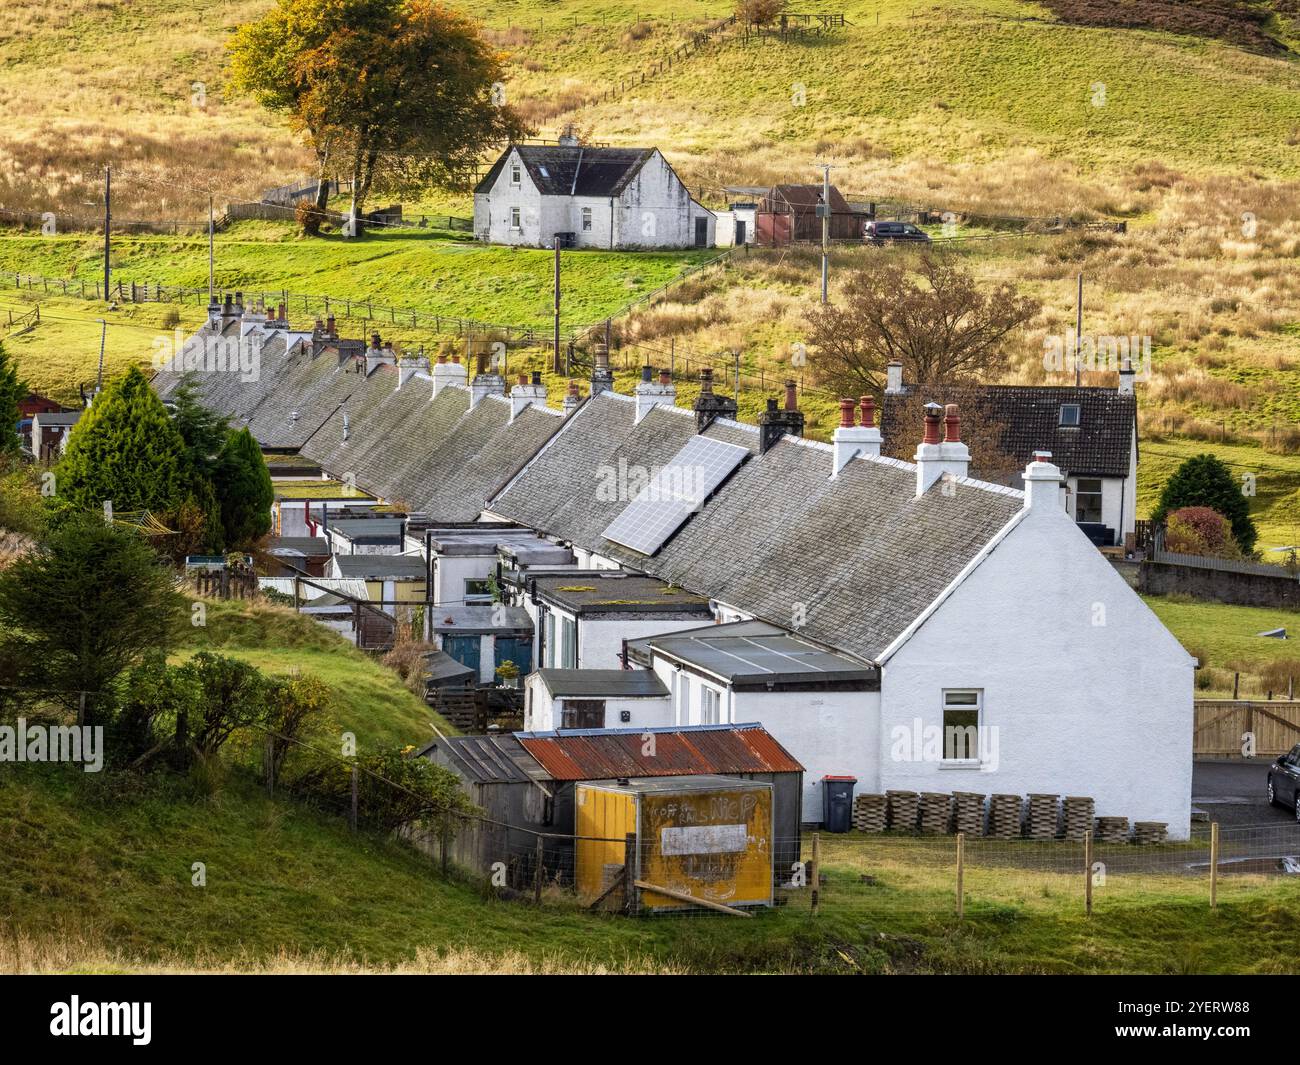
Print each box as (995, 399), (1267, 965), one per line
(736, 0), (787, 25)
(804, 256), (1040, 398)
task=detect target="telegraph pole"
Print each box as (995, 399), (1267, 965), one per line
(1074, 272), (1083, 387)
(95, 319), (107, 396)
(208, 193), (216, 305)
(102, 165), (111, 301)
(817, 163), (832, 304)
(552, 239), (562, 375)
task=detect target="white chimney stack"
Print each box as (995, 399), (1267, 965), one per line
(364, 332), (396, 375)
(562, 379), (582, 417)
(634, 366), (676, 423)
(510, 371), (547, 421)
(431, 355), (468, 398)
(885, 360), (905, 395)
(1118, 354), (1136, 395)
(1023, 450), (1064, 511)
(469, 355), (506, 409)
(915, 402), (969, 496)
(831, 396), (882, 477)
(397, 353), (431, 389)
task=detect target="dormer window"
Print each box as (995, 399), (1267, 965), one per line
(1059, 403), (1081, 427)
(510, 163), (521, 186)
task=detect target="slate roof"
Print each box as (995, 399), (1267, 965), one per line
(152, 318), (563, 522)
(489, 392), (1024, 663)
(644, 620), (876, 685)
(880, 385), (1137, 478)
(529, 572), (712, 615)
(475, 145), (657, 198)
(515, 723), (804, 780)
(266, 536), (330, 557)
(332, 554), (427, 580)
(535, 668), (669, 699)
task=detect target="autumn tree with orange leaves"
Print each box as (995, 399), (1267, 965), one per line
(230, 0), (527, 231)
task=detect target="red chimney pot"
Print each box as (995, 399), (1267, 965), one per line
(838, 398), (855, 428)
(922, 403), (943, 445)
(859, 395), (875, 428)
(943, 403), (961, 443)
(784, 379), (798, 412)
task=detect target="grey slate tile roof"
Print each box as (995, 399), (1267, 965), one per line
(880, 384), (1137, 478)
(332, 554), (427, 580)
(475, 145), (657, 197)
(152, 319), (564, 522)
(489, 393), (1024, 662)
(536, 668), (669, 699)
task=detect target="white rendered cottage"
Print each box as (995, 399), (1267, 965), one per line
(473, 137), (715, 249)
(485, 376), (1195, 837)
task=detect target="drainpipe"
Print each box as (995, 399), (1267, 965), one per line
(609, 197), (615, 249)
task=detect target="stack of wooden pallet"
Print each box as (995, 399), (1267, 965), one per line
(885, 790), (919, 832)
(1132, 821), (1168, 845)
(988, 794), (1023, 838)
(852, 794), (888, 832)
(919, 792), (952, 835)
(1095, 815), (1130, 843)
(952, 792), (986, 835)
(1025, 794), (1060, 840)
(1061, 796), (1095, 840)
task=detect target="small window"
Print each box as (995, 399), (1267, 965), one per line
(560, 699), (604, 730)
(1076, 478), (1103, 524)
(560, 616), (577, 669)
(701, 687), (720, 725)
(464, 578), (492, 605)
(510, 163), (521, 186)
(543, 611), (555, 668)
(509, 206), (521, 230)
(581, 206), (592, 232)
(942, 689), (981, 762)
(1059, 403), (1081, 427)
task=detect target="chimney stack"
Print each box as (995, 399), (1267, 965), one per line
(591, 344), (614, 397)
(431, 352), (468, 398)
(364, 332), (395, 375)
(563, 379), (582, 416)
(233, 291), (244, 317)
(1023, 450), (1064, 512)
(885, 360), (905, 395)
(693, 368), (738, 433)
(325, 314), (337, 338)
(1118, 353), (1136, 395)
(915, 401), (969, 495)
(510, 370), (547, 422)
(634, 364), (676, 423)
(470, 354), (506, 409)
(759, 380), (805, 453)
(831, 394), (883, 476)
(207, 293), (223, 330)
(397, 352), (431, 389)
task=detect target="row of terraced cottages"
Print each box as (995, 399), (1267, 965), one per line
(153, 295), (1191, 836)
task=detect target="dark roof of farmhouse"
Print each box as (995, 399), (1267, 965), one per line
(475, 145), (658, 197)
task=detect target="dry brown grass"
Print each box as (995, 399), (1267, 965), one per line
(0, 929), (683, 974)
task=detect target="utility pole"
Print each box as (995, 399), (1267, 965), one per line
(817, 163), (832, 304)
(95, 319), (107, 397)
(103, 165), (111, 301)
(208, 193), (215, 305)
(1074, 272), (1083, 387)
(552, 239), (562, 375)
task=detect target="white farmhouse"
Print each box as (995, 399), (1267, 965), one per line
(473, 137), (715, 249)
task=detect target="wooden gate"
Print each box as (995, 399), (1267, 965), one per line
(1194, 700), (1300, 758)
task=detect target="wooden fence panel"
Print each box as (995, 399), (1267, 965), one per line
(1194, 700), (1300, 757)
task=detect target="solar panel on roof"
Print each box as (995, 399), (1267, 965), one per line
(602, 436), (748, 556)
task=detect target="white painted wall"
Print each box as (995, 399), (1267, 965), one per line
(577, 615), (715, 671)
(879, 499), (1194, 838)
(475, 148), (712, 249)
(433, 554), (495, 608)
(523, 674), (673, 731)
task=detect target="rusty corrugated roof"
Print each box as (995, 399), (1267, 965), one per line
(516, 723), (803, 781)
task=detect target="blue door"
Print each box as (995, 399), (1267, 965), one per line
(443, 635), (481, 682)
(495, 637), (533, 681)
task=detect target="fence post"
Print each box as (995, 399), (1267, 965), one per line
(955, 832), (965, 918)
(1084, 830), (1093, 916)
(624, 832), (638, 915)
(1210, 821), (1220, 910)
(350, 764), (359, 832)
(533, 835), (545, 905)
(810, 831), (820, 916)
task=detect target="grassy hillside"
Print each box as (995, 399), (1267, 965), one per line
(176, 598), (446, 748)
(4, 766), (1299, 974)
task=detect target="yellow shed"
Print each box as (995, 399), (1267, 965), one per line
(575, 776), (774, 913)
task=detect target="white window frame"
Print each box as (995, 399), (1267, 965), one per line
(510, 163), (522, 187)
(581, 206), (593, 232)
(509, 206), (522, 231)
(701, 686), (720, 726)
(941, 688), (982, 766)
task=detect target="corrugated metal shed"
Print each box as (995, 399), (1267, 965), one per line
(516, 722), (803, 781)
